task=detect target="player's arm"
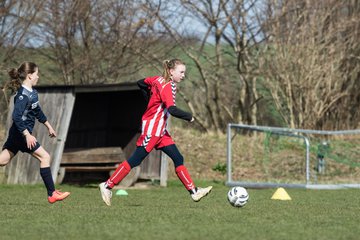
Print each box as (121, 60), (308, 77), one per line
(12, 94), (29, 134)
(168, 106), (194, 122)
(43, 121), (57, 138)
(137, 78), (150, 102)
(33, 101), (56, 138)
(12, 94), (37, 149)
(34, 104), (47, 124)
(161, 83), (194, 122)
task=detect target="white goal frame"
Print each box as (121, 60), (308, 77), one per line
(226, 123), (360, 189)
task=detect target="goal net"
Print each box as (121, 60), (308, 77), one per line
(226, 124), (360, 189)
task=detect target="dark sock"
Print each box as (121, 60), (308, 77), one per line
(40, 167), (55, 196)
(189, 187), (197, 195)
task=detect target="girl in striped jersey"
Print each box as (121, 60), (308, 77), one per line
(99, 59), (212, 206)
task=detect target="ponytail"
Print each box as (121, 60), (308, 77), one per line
(162, 59), (185, 82)
(5, 68), (22, 92)
(5, 62), (38, 92)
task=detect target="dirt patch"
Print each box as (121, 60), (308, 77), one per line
(165, 127), (228, 181)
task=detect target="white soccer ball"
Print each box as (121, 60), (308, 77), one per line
(227, 186), (249, 207)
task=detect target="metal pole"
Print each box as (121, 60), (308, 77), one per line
(304, 136), (310, 184)
(227, 123), (232, 184)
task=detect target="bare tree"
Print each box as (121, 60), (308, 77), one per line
(1, 0), (266, 133)
(0, 0), (44, 127)
(259, 0), (360, 129)
(143, 0), (264, 133)
(31, 0), (168, 85)
(0, 0), (44, 74)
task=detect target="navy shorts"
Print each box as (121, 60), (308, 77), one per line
(2, 131), (40, 155)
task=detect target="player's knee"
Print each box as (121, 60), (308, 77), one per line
(128, 159), (141, 168)
(40, 152), (51, 165)
(172, 155), (184, 168)
(0, 152), (11, 166)
(0, 159), (9, 167)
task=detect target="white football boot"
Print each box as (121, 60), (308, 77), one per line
(191, 186), (213, 202)
(99, 182), (112, 206)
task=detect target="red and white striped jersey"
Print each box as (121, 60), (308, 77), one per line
(141, 76), (176, 137)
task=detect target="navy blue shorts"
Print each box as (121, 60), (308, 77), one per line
(2, 131), (40, 155)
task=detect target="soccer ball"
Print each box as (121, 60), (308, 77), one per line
(227, 186), (249, 207)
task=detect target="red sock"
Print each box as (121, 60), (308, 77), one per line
(176, 165), (195, 191)
(106, 161), (131, 188)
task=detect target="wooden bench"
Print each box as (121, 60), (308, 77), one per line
(61, 147), (124, 171)
(57, 147), (140, 186)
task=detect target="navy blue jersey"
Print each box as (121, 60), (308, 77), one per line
(10, 86), (47, 134)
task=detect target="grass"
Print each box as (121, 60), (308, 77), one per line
(0, 180), (359, 240)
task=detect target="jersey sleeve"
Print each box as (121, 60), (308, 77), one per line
(35, 104), (47, 123)
(168, 106), (192, 121)
(137, 78), (150, 101)
(160, 83), (176, 109)
(12, 94), (29, 132)
(144, 76), (155, 85)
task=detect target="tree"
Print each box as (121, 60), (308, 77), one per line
(259, 0), (360, 130)
(0, 0), (44, 127)
(0, 0), (44, 64)
(32, 0), (167, 85)
(145, 0), (265, 133)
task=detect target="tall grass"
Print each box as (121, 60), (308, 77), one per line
(0, 180), (359, 240)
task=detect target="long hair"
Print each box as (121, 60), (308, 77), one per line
(6, 62), (38, 92)
(162, 59), (185, 82)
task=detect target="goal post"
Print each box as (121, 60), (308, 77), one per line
(226, 123), (360, 189)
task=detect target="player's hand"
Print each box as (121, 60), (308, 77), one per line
(190, 117), (195, 122)
(48, 128), (57, 138)
(43, 121), (57, 138)
(25, 134), (37, 150)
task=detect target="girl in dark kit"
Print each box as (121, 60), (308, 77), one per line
(99, 59), (212, 206)
(0, 62), (70, 204)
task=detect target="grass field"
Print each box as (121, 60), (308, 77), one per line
(0, 180), (359, 240)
